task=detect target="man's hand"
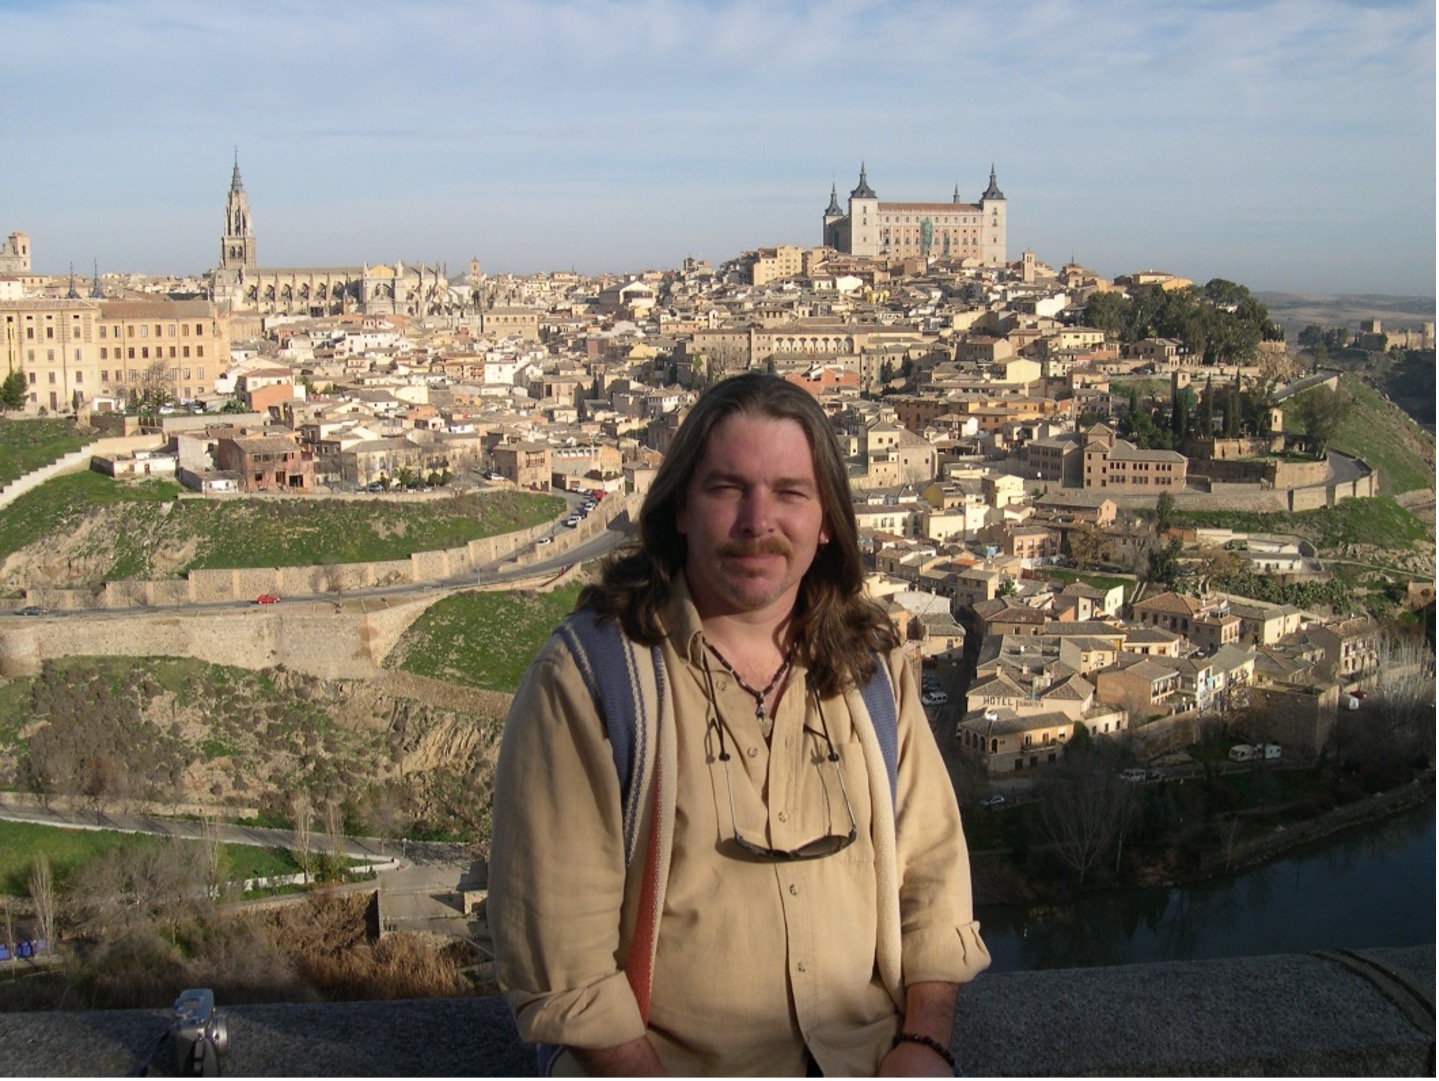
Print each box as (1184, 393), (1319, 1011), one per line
(879, 980), (959, 1076)
(571, 1036), (666, 1077)
(878, 1039), (952, 1076)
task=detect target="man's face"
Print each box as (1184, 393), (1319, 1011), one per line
(676, 412), (830, 623)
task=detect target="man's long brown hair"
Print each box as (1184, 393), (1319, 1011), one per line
(577, 371), (898, 697)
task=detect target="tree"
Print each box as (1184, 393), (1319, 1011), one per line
(0, 369), (26, 411)
(1294, 384), (1353, 458)
(28, 853), (56, 954)
(1035, 739), (1139, 887)
(292, 794), (315, 884)
(135, 360), (176, 417)
(1146, 536), (1183, 587)
(1155, 491), (1176, 535)
(1067, 528), (1110, 571)
(1367, 633), (1436, 765)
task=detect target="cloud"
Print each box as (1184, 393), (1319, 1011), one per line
(2, 0), (1432, 292)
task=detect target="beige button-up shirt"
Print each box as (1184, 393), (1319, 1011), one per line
(490, 580), (989, 1075)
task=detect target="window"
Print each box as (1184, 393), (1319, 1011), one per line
(72, 325), (81, 339)
(182, 346), (190, 358)
(195, 323), (203, 335)
(25, 327), (33, 339)
(127, 347), (134, 359)
(140, 325), (148, 338)
(75, 371), (82, 383)
(181, 324), (189, 336)
(196, 346), (204, 357)
(141, 347), (149, 359)
(27, 372), (35, 384)
(167, 325), (176, 337)
(100, 326), (107, 339)
(197, 367), (204, 379)
(101, 371), (109, 383)
(45, 326), (54, 339)
(128, 325), (135, 337)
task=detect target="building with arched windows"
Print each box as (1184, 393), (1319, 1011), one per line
(208, 156), (470, 319)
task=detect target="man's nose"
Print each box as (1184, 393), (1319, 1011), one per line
(735, 490), (774, 534)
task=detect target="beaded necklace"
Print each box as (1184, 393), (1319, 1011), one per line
(703, 639), (797, 720)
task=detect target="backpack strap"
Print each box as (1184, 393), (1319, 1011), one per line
(542, 610), (669, 1075)
(555, 607), (661, 865)
(858, 656), (899, 809)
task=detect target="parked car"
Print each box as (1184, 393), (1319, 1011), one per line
(1119, 767), (1148, 783)
(979, 795), (1005, 808)
(921, 690), (948, 706)
(255, 594), (279, 605)
(16, 606), (44, 616)
(537, 536), (554, 545)
(563, 516), (581, 528)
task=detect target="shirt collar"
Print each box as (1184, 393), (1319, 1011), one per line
(663, 571), (710, 667)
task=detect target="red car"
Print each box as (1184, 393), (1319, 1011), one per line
(255, 594), (280, 605)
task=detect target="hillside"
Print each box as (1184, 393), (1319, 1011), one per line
(1256, 292), (1434, 338)
(1283, 373), (1435, 497)
(0, 655), (508, 844)
(0, 475), (564, 594)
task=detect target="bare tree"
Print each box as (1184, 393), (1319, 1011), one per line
(199, 812), (227, 898)
(1035, 745), (1138, 887)
(28, 853), (57, 955)
(324, 798), (344, 881)
(292, 794), (315, 884)
(1368, 632), (1436, 763)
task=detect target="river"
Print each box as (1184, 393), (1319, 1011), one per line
(976, 797), (1436, 973)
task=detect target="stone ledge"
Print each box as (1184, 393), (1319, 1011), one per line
(1, 945), (1430, 1076)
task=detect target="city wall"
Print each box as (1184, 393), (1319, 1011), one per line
(20, 491), (634, 612)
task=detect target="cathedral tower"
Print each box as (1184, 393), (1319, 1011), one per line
(220, 153), (256, 280)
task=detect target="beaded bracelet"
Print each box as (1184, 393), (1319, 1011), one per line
(893, 1032), (957, 1070)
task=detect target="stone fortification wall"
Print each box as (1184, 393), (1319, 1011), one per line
(0, 598), (436, 680)
(24, 504), (590, 611)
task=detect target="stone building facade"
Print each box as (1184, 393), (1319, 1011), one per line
(1, 297), (229, 414)
(823, 164), (1007, 266)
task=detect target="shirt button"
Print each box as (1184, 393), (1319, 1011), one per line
(747, 746), (758, 758)
(796, 961), (807, 973)
(789, 883), (799, 895)
(777, 810), (788, 823)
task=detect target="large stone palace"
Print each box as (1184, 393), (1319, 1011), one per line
(822, 164), (1007, 265)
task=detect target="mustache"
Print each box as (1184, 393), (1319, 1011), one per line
(716, 537), (792, 559)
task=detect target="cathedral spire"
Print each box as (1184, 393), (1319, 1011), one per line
(824, 181), (843, 217)
(231, 147), (244, 193)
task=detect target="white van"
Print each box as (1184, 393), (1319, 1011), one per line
(1228, 744), (1257, 762)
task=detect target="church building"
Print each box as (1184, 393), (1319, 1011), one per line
(208, 156), (470, 319)
(823, 164), (1007, 266)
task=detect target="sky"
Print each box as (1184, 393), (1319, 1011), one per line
(2, 0), (1434, 297)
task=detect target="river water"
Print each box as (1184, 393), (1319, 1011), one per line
(976, 797), (1436, 973)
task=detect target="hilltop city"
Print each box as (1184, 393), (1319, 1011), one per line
(0, 158), (1434, 786)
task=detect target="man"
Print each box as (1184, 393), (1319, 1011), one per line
(489, 373), (988, 1076)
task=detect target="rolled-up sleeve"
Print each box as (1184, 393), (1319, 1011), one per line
(487, 638), (649, 1049)
(888, 653), (991, 987)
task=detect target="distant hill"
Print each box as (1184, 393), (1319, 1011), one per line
(1257, 292), (1435, 339)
